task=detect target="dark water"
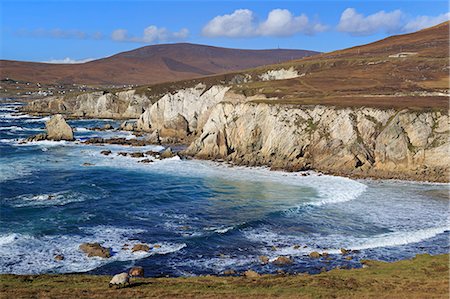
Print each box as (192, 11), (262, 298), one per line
(0, 100), (449, 276)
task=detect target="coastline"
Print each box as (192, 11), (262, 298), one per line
(1, 254), (448, 298)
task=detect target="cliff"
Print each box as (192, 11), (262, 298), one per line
(184, 101), (449, 182)
(23, 90), (152, 119)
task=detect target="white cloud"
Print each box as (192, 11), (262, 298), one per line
(337, 8), (403, 36)
(44, 57), (96, 64)
(202, 9), (256, 37)
(111, 26), (189, 43)
(338, 8), (450, 36)
(202, 8), (327, 38)
(403, 12), (450, 32)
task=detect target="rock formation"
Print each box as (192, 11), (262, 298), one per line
(136, 84), (230, 141)
(185, 102), (449, 182)
(23, 90), (152, 119)
(79, 242), (111, 258)
(45, 114), (74, 141)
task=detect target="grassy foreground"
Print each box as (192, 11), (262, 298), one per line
(1, 254), (448, 299)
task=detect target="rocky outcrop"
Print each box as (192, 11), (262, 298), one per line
(26, 114), (74, 142)
(23, 90), (152, 119)
(79, 242), (111, 258)
(185, 102), (449, 182)
(259, 67), (301, 81)
(136, 84), (230, 141)
(46, 114), (74, 141)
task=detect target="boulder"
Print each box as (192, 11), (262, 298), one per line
(258, 255), (269, 265)
(100, 150), (112, 156)
(145, 150), (160, 157)
(243, 270), (260, 278)
(25, 133), (47, 142)
(340, 248), (350, 255)
(153, 244), (161, 249)
(131, 244), (150, 252)
(223, 269), (236, 275)
(79, 243), (111, 258)
(138, 159), (153, 164)
(46, 114), (74, 141)
(160, 147), (174, 159)
(129, 266), (145, 277)
(54, 254), (64, 261)
(130, 152), (145, 158)
(103, 124), (113, 130)
(272, 256), (293, 265)
(146, 130), (161, 144)
(309, 251), (321, 259)
(120, 121), (135, 131)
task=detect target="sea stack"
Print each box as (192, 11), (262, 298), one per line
(46, 114), (74, 141)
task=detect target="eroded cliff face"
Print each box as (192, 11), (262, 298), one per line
(136, 84), (230, 140)
(23, 90), (152, 119)
(185, 102), (449, 182)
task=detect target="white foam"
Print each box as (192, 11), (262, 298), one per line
(244, 225), (450, 257)
(0, 126), (25, 131)
(0, 233), (20, 246)
(349, 226), (450, 251)
(0, 226), (186, 274)
(9, 191), (89, 207)
(24, 116), (51, 123)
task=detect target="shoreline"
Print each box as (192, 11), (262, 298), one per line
(1, 254), (448, 298)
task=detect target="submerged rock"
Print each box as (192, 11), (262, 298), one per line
(100, 150), (112, 156)
(130, 152), (145, 158)
(138, 159), (153, 164)
(79, 242), (111, 258)
(340, 248), (350, 255)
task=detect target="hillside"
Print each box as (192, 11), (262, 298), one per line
(227, 21), (449, 110)
(0, 43), (318, 86)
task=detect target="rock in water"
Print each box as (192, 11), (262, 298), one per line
(160, 147), (174, 159)
(79, 242), (111, 258)
(272, 256), (293, 265)
(131, 244), (150, 252)
(258, 255), (269, 265)
(309, 251), (321, 258)
(46, 114), (74, 141)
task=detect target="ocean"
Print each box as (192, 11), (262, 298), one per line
(0, 100), (449, 277)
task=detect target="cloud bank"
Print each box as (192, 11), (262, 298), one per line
(111, 26), (189, 43)
(202, 9), (327, 38)
(337, 8), (450, 36)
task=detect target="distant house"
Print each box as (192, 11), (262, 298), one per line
(388, 52), (418, 58)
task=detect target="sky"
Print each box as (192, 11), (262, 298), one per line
(1, 0), (449, 63)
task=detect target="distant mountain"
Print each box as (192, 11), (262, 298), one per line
(0, 43), (319, 86)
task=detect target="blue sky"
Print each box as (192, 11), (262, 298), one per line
(1, 0), (449, 63)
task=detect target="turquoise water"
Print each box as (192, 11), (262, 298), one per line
(0, 100), (449, 276)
